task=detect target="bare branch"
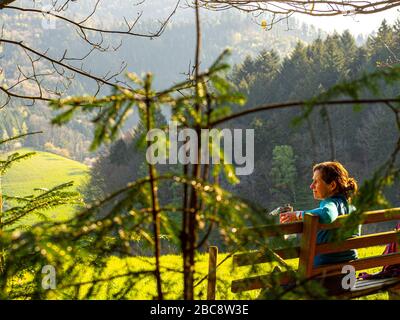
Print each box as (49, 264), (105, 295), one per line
(210, 98), (400, 127)
(198, 0), (400, 27)
(0, 0), (182, 106)
(3, 3), (177, 38)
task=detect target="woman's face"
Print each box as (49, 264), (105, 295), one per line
(310, 169), (336, 200)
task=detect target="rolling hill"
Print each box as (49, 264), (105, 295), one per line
(1, 148), (90, 225)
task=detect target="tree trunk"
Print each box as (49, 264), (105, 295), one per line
(183, 0), (202, 300)
(0, 177), (4, 274)
(145, 87), (163, 300)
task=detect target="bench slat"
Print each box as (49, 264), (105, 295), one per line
(233, 247), (300, 267)
(234, 230), (399, 266)
(339, 278), (400, 299)
(312, 252), (400, 277)
(352, 278), (399, 290)
(319, 208), (400, 230)
(229, 207), (400, 298)
(315, 230), (400, 255)
(240, 222), (302, 239)
(237, 208), (400, 240)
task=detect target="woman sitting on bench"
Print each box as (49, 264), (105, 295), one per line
(280, 161), (359, 267)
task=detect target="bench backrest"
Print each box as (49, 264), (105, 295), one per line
(231, 208), (400, 293)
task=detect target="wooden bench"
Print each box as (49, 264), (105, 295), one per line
(207, 208), (400, 299)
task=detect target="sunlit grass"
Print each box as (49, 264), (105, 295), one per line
(1, 148), (89, 224)
(36, 245), (389, 300)
(1, 149), (392, 300)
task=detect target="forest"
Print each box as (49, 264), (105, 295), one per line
(0, 5), (325, 161)
(89, 20), (400, 240)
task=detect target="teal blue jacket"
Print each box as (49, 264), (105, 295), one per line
(301, 195), (359, 266)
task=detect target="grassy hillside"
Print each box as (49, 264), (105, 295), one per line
(39, 246), (387, 300)
(0, 150), (391, 300)
(1, 148), (89, 224)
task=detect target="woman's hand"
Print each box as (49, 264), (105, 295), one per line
(280, 211), (303, 223)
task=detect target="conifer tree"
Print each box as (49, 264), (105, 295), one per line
(0, 133), (83, 276)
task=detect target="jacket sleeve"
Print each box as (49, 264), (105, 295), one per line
(304, 200), (339, 224)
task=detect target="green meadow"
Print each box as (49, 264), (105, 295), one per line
(43, 245), (388, 300)
(1, 148), (89, 224)
(0, 150), (391, 300)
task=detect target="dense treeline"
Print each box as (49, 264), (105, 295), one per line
(86, 19), (400, 249)
(227, 19), (400, 233)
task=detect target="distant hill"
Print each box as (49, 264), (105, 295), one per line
(1, 4), (325, 91)
(0, 3), (326, 162)
(1, 148), (89, 225)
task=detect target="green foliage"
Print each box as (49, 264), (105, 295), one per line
(34, 37), (400, 299)
(305, 63), (400, 112)
(270, 145), (298, 207)
(2, 182), (83, 230)
(0, 245), (386, 299)
(227, 22), (400, 216)
(0, 50), (260, 299)
(0, 151), (35, 176)
(2, 148), (89, 222)
(2, 18), (400, 300)
(0, 135), (85, 280)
